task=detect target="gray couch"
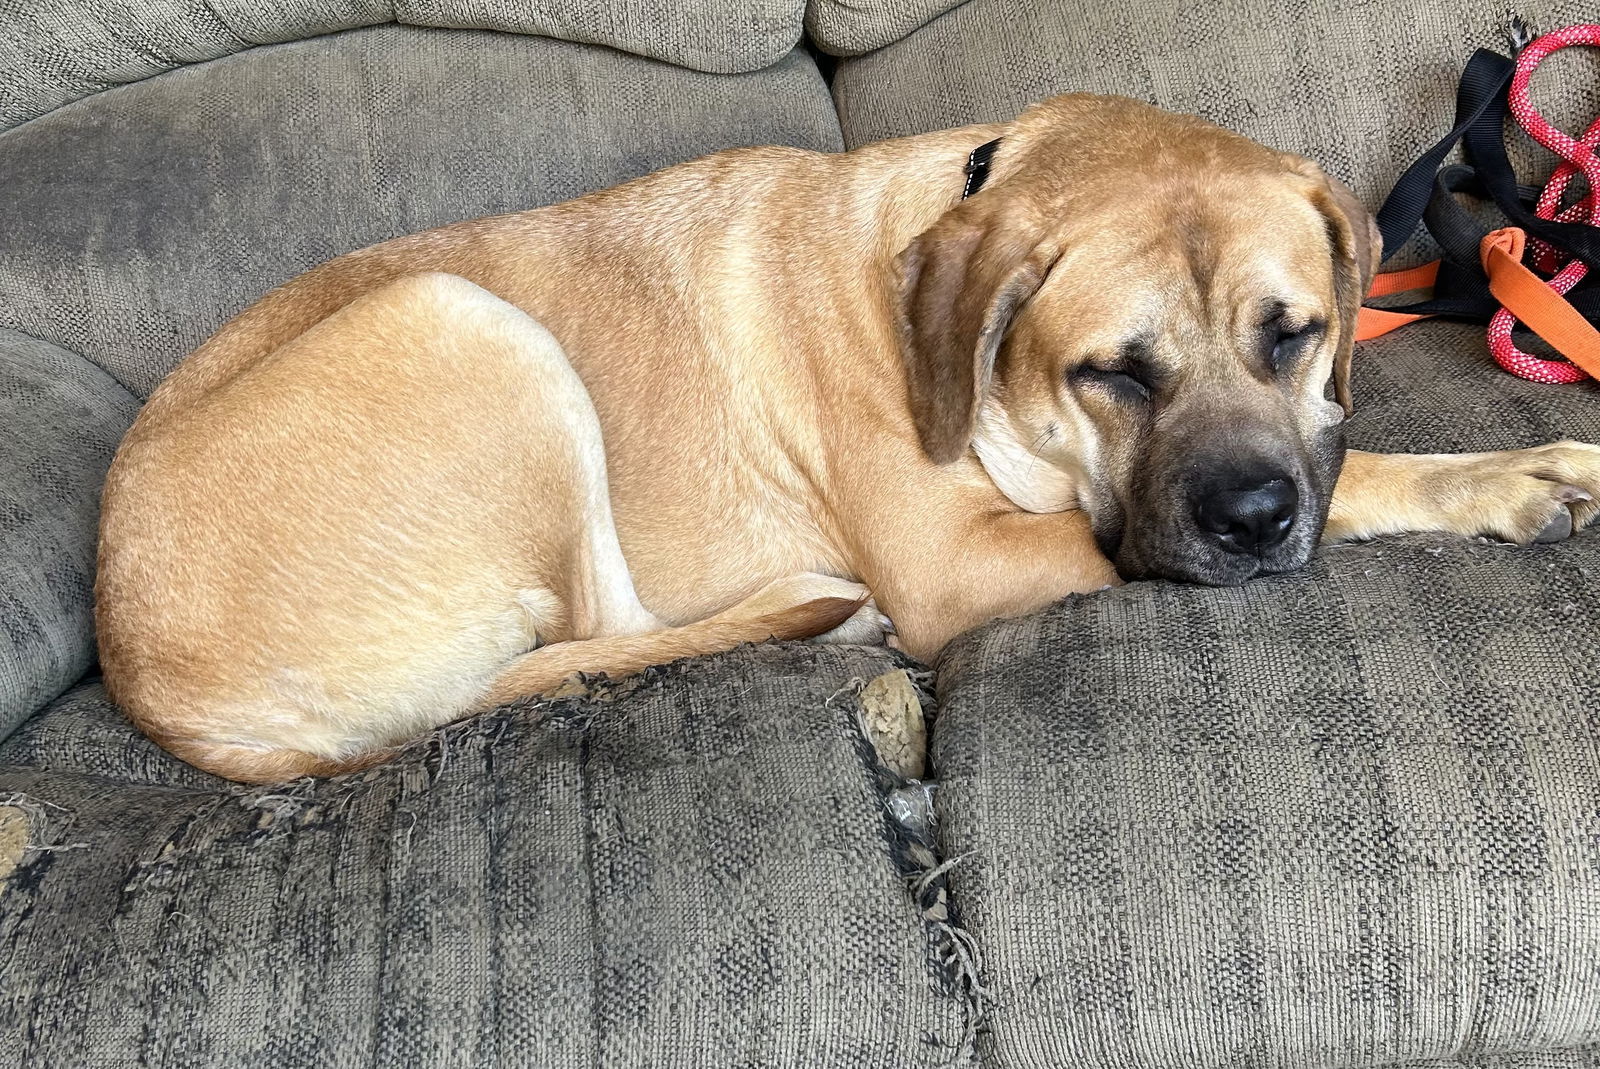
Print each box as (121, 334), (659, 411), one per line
(3, 2), (1600, 1066)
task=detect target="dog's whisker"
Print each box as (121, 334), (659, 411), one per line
(1025, 424), (1057, 474)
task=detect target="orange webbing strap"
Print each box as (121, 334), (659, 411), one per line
(1367, 262), (1440, 297)
(1480, 226), (1600, 379)
(1355, 261), (1440, 341)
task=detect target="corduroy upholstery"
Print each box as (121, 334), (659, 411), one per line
(0, 646), (971, 1068)
(0, 331), (139, 740)
(0, 26), (840, 398)
(803, 0), (964, 58)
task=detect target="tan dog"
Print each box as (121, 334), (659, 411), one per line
(96, 94), (1600, 783)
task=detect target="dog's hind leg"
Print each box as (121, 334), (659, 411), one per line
(102, 270), (867, 782)
(481, 294), (873, 706)
(484, 412), (872, 705)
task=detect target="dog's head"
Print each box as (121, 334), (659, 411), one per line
(897, 94), (1380, 584)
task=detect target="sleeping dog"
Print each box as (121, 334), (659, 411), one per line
(96, 94), (1600, 782)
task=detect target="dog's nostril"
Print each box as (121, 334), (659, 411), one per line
(1194, 478), (1298, 555)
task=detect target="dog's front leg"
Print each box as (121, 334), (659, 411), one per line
(1324, 443), (1600, 546)
(869, 507), (1119, 662)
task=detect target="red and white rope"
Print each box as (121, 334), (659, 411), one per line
(1487, 23), (1600, 383)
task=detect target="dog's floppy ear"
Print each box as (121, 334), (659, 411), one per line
(896, 203), (1060, 464)
(1307, 169), (1381, 416)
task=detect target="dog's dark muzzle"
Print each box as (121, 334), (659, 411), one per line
(1099, 436), (1341, 586)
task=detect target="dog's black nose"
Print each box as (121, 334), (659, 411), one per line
(1193, 477), (1297, 555)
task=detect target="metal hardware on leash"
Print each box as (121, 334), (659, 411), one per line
(1505, 13), (1535, 55)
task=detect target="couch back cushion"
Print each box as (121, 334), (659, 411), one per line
(0, 333), (138, 740)
(830, 0), (1600, 211)
(803, 0), (964, 57)
(1, 0), (804, 129)
(0, 26), (840, 397)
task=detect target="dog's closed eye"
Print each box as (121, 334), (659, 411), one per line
(1072, 340), (1163, 402)
(1072, 362), (1152, 401)
(1262, 306), (1325, 373)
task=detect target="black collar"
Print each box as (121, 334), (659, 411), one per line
(962, 138), (1002, 199)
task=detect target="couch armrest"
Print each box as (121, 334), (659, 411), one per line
(0, 328), (138, 740)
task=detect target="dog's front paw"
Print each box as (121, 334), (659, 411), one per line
(1442, 440), (1600, 544)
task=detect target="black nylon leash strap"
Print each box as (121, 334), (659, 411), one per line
(1366, 45), (1600, 330)
(1371, 168), (1600, 325)
(1404, 164), (1600, 322)
(1372, 48), (1515, 256)
(1420, 164), (1539, 266)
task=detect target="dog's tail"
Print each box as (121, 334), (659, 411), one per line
(476, 573), (870, 710)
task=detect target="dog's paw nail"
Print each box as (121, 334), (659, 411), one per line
(1556, 484), (1593, 504)
(1535, 509), (1574, 543)
(877, 613), (896, 635)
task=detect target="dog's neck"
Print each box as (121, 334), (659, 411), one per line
(971, 395), (1082, 513)
(831, 125), (1095, 512)
(836, 123), (1014, 267)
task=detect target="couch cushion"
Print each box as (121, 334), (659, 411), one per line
(0, 678), (221, 790)
(830, 0), (1600, 207)
(0, 330), (139, 740)
(0, 26), (841, 397)
(0, 643), (974, 1067)
(1394, 1053), (1600, 1069)
(0, 0), (803, 127)
(803, 0), (964, 57)
(930, 322), (1600, 1069)
(938, 537), (1600, 1069)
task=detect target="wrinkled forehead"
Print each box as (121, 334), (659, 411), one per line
(1038, 175), (1337, 338)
